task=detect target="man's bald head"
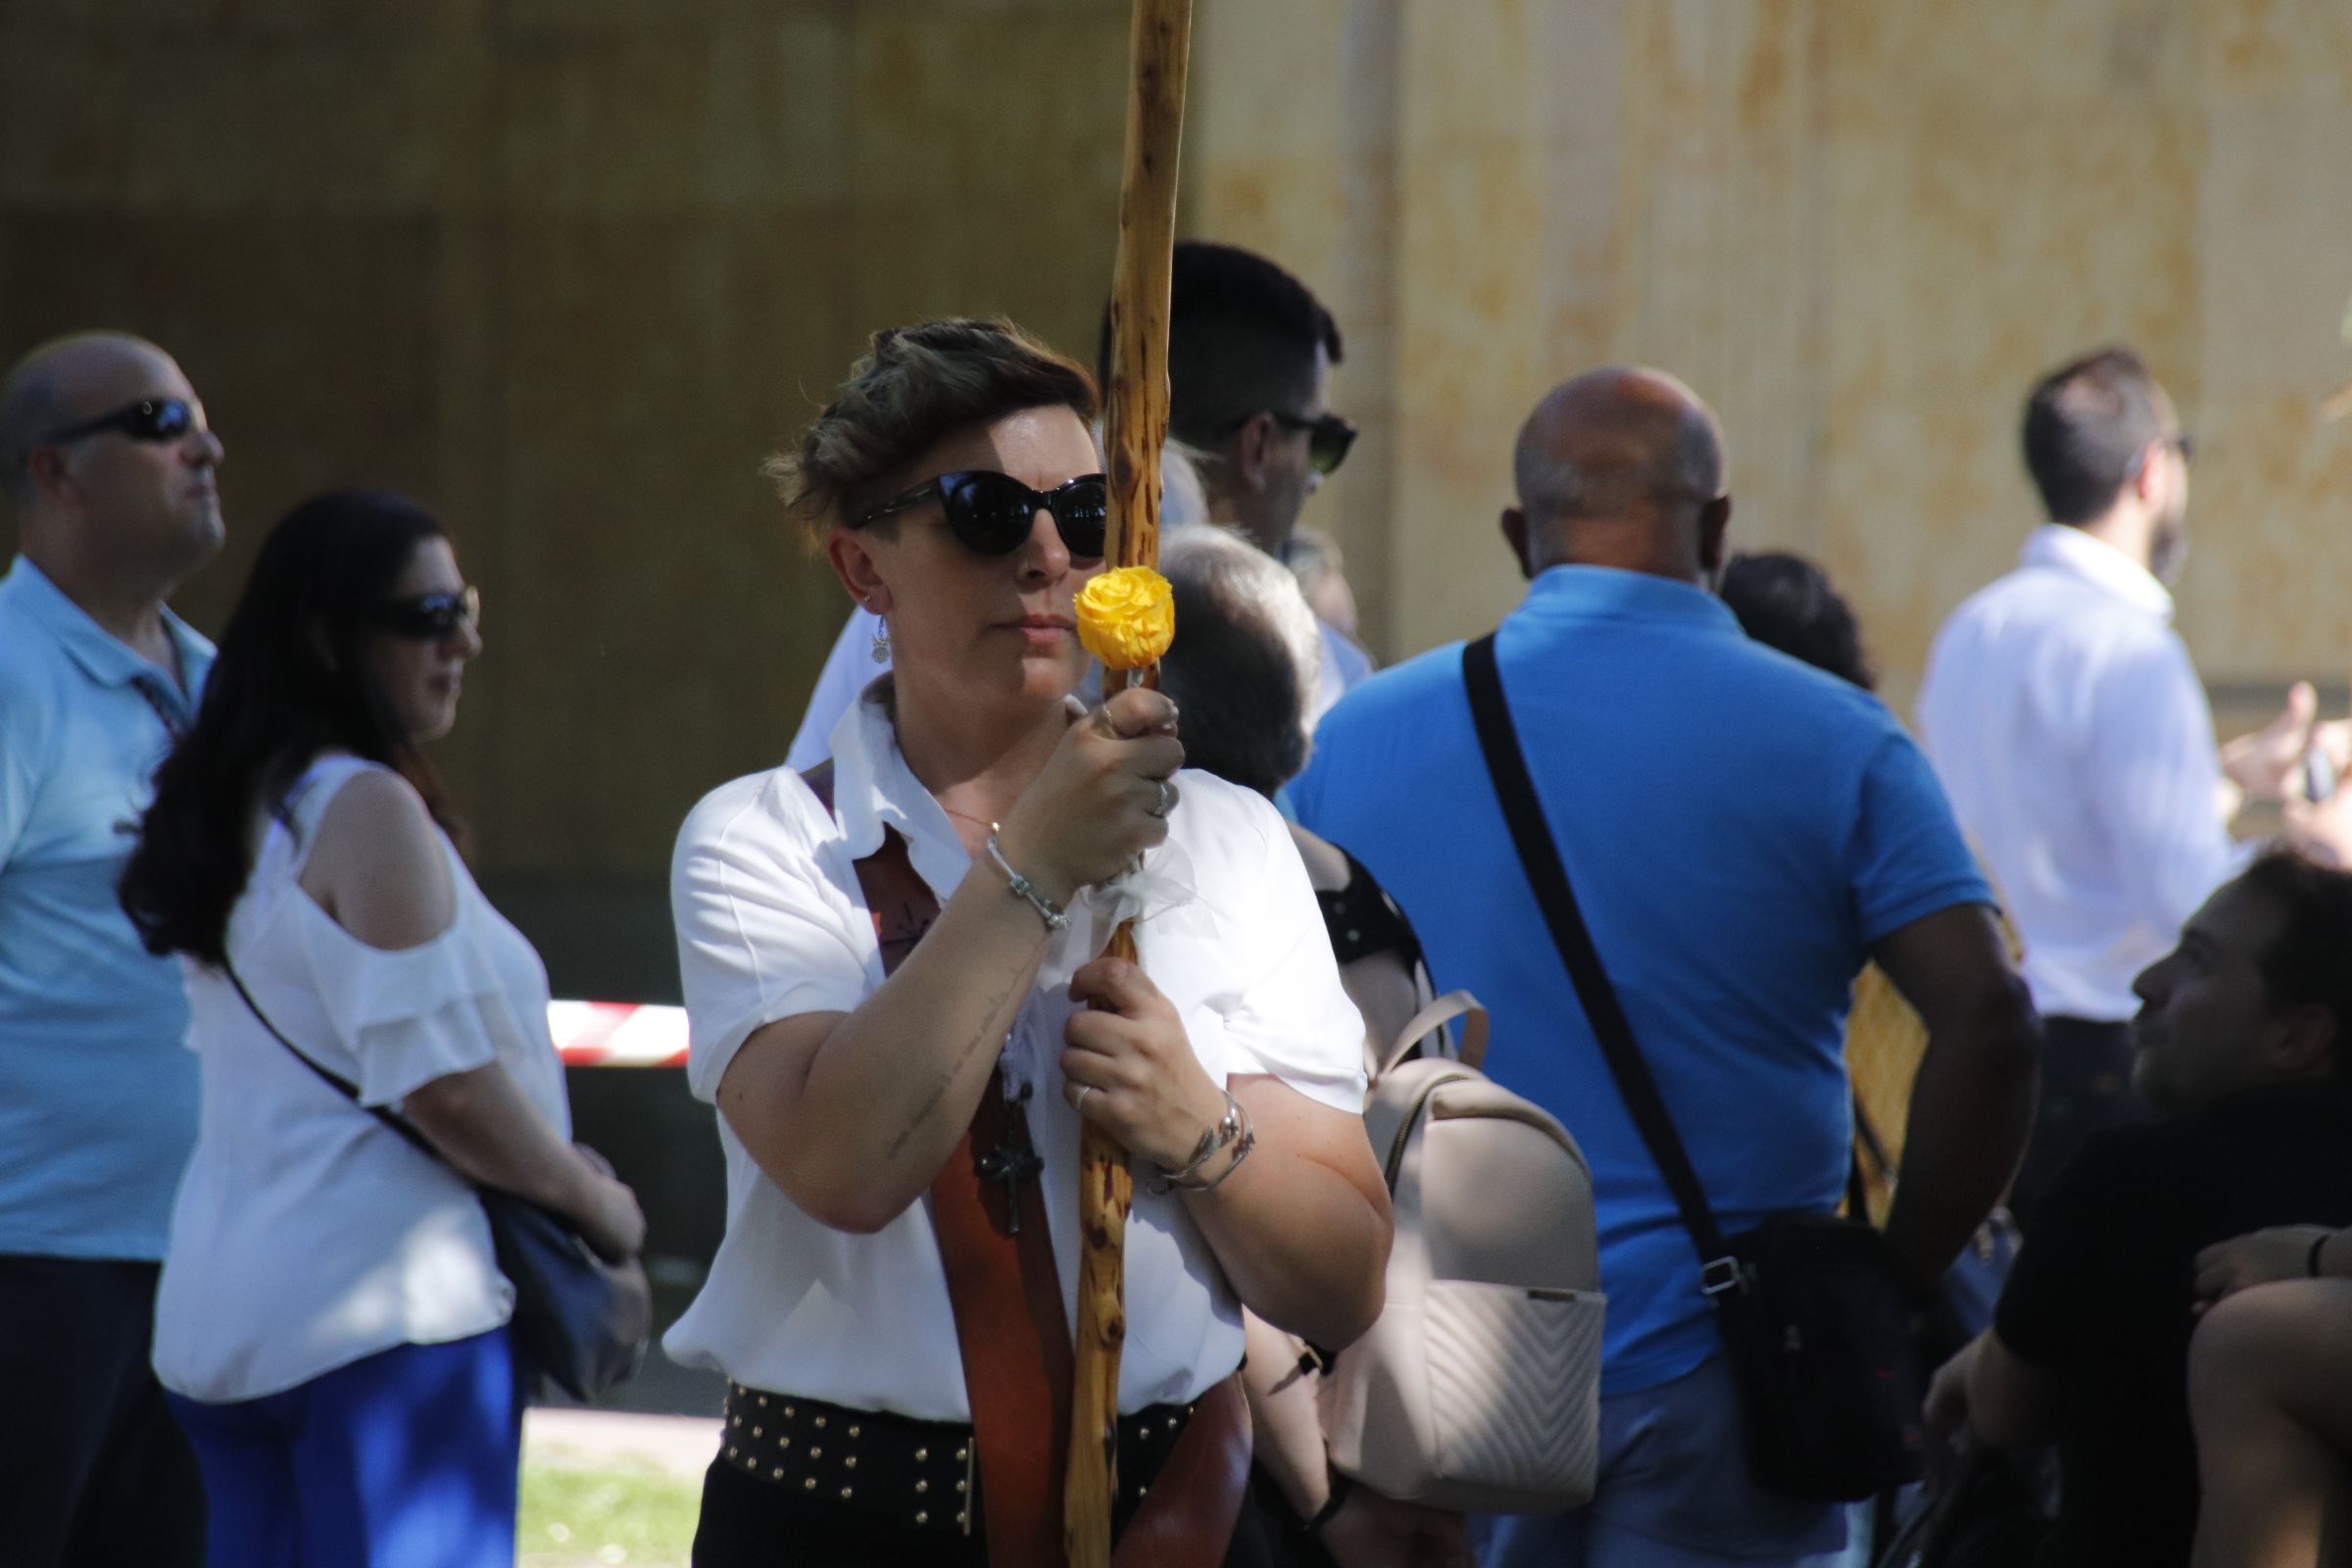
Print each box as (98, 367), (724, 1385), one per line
(0, 332), (179, 509)
(0, 332), (222, 608)
(1513, 368), (1724, 523)
(1504, 368), (1731, 583)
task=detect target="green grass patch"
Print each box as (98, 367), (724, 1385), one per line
(518, 1458), (700, 1567)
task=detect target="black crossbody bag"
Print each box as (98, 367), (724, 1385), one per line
(224, 963), (651, 1403)
(1462, 633), (1923, 1501)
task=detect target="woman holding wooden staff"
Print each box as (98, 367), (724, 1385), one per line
(667, 317), (1392, 1567)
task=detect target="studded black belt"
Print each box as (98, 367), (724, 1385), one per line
(719, 1382), (1200, 1538)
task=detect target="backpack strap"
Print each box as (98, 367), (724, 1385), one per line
(1378, 990), (1490, 1077)
(802, 760), (1074, 1566)
(1459, 636), (1741, 1298)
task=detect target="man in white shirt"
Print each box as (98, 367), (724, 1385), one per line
(789, 244), (1374, 769)
(1918, 345), (2346, 1219)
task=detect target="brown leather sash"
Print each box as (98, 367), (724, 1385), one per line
(803, 763), (1250, 1566)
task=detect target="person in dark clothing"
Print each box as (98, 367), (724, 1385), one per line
(1925, 849), (2352, 1568)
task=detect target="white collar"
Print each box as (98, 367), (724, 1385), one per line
(2020, 523), (2174, 621)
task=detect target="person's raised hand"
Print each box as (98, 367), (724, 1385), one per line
(2224, 681), (2352, 804)
(2283, 778), (2352, 868)
(995, 687), (1183, 905)
(1060, 955), (1227, 1174)
(2192, 1225), (2334, 1308)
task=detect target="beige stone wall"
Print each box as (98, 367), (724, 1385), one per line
(4, 1), (2347, 939)
(1189, 0), (2352, 722)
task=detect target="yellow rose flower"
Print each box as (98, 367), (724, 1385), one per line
(1075, 565), (1176, 670)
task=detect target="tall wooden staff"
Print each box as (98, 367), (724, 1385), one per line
(1067, 1), (1194, 1564)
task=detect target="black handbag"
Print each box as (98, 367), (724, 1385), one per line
(224, 965), (652, 1402)
(1463, 633), (1924, 1502)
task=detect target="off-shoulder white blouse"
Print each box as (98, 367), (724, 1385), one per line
(153, 755), (569, 1403)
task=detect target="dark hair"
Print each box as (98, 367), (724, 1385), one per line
(2021, 346), (2170, 525)
(121, 490), (464, 967)
(765, 318), (1098, 541)
(2237, 850), (2352, 1054)
(1098, 243), (1344, 451)
(1718, 552), (1877, 692)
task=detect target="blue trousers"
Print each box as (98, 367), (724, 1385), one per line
(167, 1327), (522, 1568)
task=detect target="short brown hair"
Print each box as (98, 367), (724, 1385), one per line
(2021, 346), (2170, 525)
(765, 318), (1098, 539)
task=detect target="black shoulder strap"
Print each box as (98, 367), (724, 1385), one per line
(222, 960), (441, 1163)
(1460, 633), (1738, 1288)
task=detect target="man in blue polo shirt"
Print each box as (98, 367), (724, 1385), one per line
(1293, 368), (2039, 1567)
(0, 332), (224, 1564)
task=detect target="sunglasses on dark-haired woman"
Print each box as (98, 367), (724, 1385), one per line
(858, 470), (1109, 561)
(369, 585), (480, 641)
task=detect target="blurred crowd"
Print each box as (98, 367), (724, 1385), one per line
(5, 237), (2352, 1568)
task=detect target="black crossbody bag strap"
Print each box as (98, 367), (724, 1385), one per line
(221, 960), (443, 1163)
(1461, 633), (1741, 1297)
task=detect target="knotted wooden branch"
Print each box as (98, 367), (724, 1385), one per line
(1066, 2), (1193, 1564)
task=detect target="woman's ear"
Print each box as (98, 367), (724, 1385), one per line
(825, 526), (890, 615)
(2271, 1003), (2341, 1079)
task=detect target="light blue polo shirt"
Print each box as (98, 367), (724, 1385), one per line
(1292, 565), (1989, 1395)
(0, 558), (214, 1260)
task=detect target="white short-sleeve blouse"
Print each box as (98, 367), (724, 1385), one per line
(152, 755), (571, 1403)
(664, 687), (1367, 1419)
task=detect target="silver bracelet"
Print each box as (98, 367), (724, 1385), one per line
(984, 832), (1069, 933)
(1149, 1091), (1252, 1195)
(1176, 1102), (1256, 1195)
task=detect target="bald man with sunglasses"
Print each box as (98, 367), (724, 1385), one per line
(0, 332), (224, 1565)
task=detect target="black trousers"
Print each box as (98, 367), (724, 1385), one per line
(2007, 1015), (2153, 1229)
(690, 1454), (1290, 1567)
(0, 1256), (205, 1568)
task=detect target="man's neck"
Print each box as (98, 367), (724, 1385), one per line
(1529, 539), (1704, 587)
(24, 542), (180, 675)
(2058, 510), (2155, 575)
(1200, 483), (1286, 559)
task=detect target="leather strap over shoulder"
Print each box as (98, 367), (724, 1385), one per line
(805, 754), (1246, 1567)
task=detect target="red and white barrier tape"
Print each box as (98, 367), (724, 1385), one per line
(549, 1001), (689, 1067)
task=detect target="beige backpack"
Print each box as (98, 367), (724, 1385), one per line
(1318, 992), (1606, 1513)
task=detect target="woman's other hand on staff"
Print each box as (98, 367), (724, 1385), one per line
(1061, 956), (1227, 1172)
(996, 687), (1183, 905)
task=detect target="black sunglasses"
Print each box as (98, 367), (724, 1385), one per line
(858, 470), (1109, 559)
(370, 585), (480, 641)
(39, 398), (202, 447)
(1218, 409), (1357, 476)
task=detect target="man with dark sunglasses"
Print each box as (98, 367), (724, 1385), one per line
(1144, 242), (1374, 716)
(0, 331), (224, 1564)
